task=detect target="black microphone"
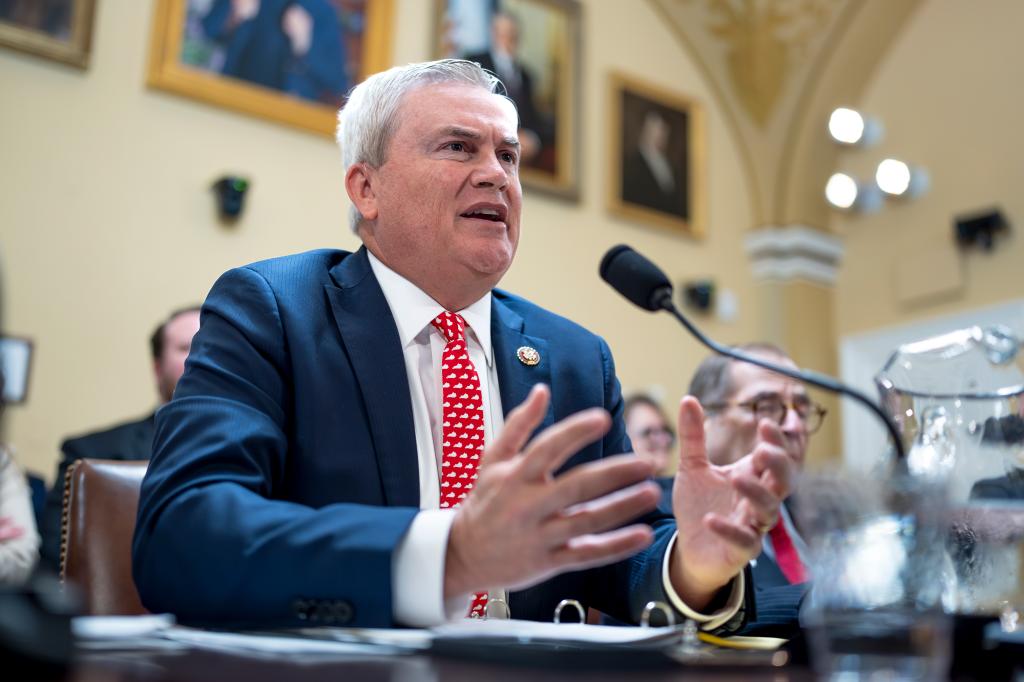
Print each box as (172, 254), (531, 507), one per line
(599, 244), (906, 461)
(599, 245), (673, 311)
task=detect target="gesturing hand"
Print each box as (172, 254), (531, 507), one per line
(444, 385), (662, 599)
(0, 516), (25, 543)
(669, 396), (795, 609)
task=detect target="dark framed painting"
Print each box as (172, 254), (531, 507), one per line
(147, 0), (395, 136)
(434, 0), (581, 201)
(0, 336), (33, 405)
(608, 72), (706, 238)
(0, 0), (95, 68)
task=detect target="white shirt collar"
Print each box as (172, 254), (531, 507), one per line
(366, 250), (494, 368)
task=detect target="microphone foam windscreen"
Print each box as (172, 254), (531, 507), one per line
(599, 245), (673, 311)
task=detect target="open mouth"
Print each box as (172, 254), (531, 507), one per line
(460, 205), (507, 223)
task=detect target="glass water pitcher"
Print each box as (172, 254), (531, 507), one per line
(876, 325), (1024, 622)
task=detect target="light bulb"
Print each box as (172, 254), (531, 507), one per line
(825, 172), (858, 209)
(876, 159), (912, 195)
(829, 108), (866, 144)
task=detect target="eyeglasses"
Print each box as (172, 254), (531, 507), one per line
(703, 396), (827, 435)
(634, 426), (675, 444)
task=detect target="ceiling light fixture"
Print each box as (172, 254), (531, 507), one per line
(876, 158), (929, 198)
(825, 172), (882, 212)
(828, 107), (883, 146)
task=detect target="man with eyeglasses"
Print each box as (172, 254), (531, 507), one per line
(689, 343), (826, 592)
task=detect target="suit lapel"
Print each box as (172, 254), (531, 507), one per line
(492, 295), (553, 432)
(324, 248), (420, 507)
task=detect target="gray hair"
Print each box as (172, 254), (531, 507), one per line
(336, 59), (504, 233)
(688, 342), (790, 409)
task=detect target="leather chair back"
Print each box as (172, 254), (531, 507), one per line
(60, 459), (149, 615)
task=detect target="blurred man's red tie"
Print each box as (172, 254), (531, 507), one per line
(768, 520), (807, 584)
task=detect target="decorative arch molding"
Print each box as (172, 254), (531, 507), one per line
(745, 224), (844, 285)
(649, 0), (923, 228)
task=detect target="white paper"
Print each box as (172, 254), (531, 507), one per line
(161, 628), (409, 656)
(432, 619), (682, 646)
(72, 614), (176, 639)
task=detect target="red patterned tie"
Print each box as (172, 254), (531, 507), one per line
(431, 311), (489, 618)
(768, 520), (808, 584)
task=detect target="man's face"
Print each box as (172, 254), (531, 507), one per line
(356, 83), (522, 305)
(492, 15), (520, 55)
(640, 112), (670, 153)
(704, 355), (810, 468)
(154, 310), (200, 403)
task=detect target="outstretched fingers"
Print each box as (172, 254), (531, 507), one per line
(547, 525), (655, 574)
(731, 475), (780, 530)
(483, 384), (551, 465)
(756, 417), (785, 449)
(540, 477), (661, 544)
(676, 396), (710, 473)
(518, 407), (612, 480)
(541, 453), (657, 510)
(751, 437), (795, 499)
(703, 513), (761, 555)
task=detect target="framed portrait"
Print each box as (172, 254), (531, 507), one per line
(608, 73), (706, 238)
(147, 0), (395, 136)
(0, 336), (33, 405)
(434, 0), (581, 201)
(0, 0), (95, 68)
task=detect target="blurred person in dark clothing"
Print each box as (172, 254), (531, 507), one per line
(38, 307), (200, 570)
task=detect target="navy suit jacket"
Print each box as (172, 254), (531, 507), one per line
(133, 248), (746, 630)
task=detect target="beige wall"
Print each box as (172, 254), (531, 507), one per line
(834, 0), (1024, 337)
(0, 0), (762, 480)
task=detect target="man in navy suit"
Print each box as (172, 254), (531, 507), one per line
(133, 59), (794, 630)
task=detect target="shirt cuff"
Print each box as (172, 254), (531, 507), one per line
(392, 509), (468, 627)
(661, 532), (745, 632)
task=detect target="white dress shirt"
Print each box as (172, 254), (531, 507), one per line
(370, 252), (743, 629)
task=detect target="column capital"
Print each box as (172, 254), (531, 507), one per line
(744, 224), (844, 285)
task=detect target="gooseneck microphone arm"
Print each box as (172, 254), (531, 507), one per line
(599, 244), (906, 462)
(661, 299), (907, 462)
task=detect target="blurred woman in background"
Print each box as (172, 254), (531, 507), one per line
(0, 370), (39, 585)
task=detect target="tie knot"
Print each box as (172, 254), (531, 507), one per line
(431, 311), (467, 343)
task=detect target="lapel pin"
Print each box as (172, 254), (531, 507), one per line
(516, 346), (540, 366)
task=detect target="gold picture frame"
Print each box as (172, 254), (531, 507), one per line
(0, 0), (96, 68)
(608, 73), (706, 238)
(434, 0), (581, 201)
(147, 0), (395, 137)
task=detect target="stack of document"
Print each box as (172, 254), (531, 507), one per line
(73, 615), (786, 667)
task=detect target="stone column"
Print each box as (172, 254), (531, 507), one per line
(745, 225), (844, 464)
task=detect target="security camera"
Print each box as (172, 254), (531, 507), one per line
(954, 209), (1008, 251)
(212, 175), (250, 220)
(681, 280), (715, 313)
